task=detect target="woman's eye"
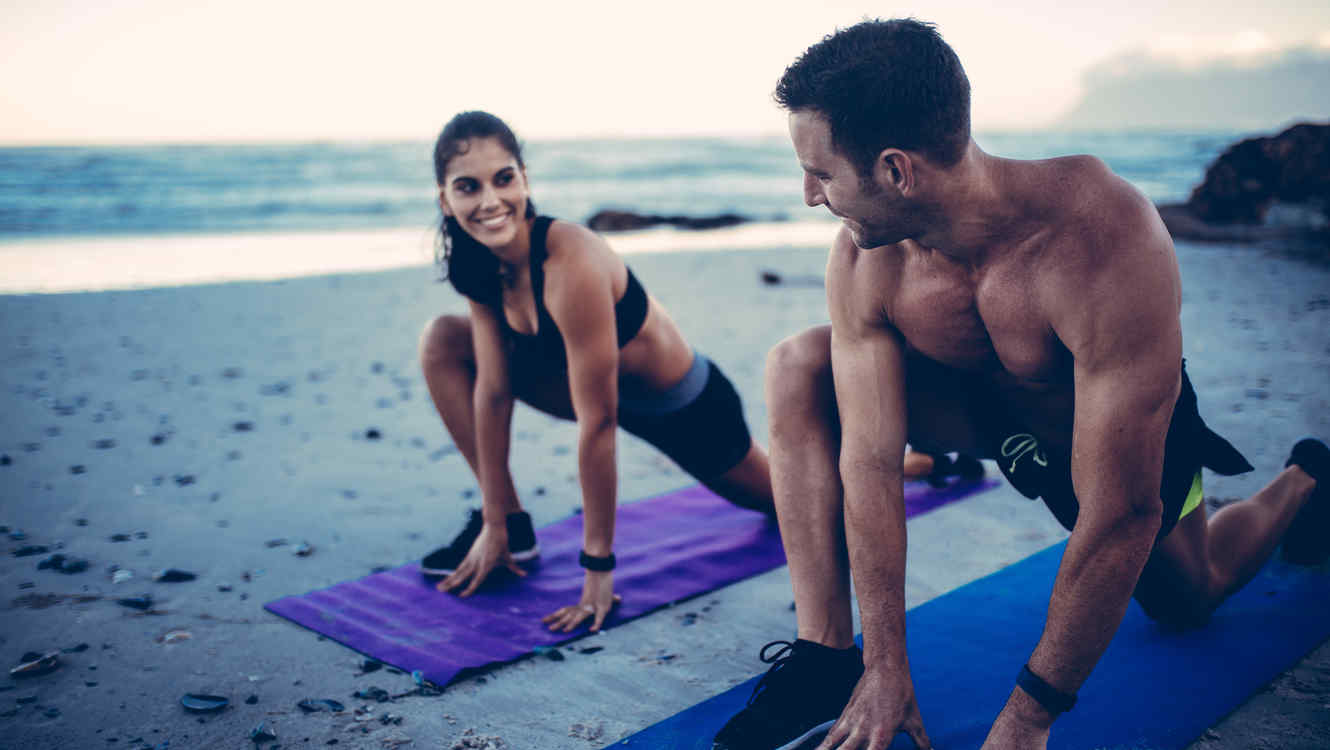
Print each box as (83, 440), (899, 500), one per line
(496, 173), (512, 186)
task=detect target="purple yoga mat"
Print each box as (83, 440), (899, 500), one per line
(264, 479), (995, 687)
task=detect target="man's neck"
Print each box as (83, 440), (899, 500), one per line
(911, 142), (1028, 266)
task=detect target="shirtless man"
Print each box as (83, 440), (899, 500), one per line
(710, 19), (1329, 750)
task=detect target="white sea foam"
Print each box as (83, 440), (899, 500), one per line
(0, 220), (840, 294)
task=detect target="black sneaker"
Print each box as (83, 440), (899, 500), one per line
(1282, 438), (1329, 565)
(420, 508), (540, 578)
(712, 639), (864, 750)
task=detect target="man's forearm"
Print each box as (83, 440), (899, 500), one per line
(841, 459), (910, 669)
(1013, 504), (1161, 723)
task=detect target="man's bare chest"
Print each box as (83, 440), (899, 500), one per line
(890, 261), (1069, 386)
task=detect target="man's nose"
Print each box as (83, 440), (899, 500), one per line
(802, 173), (824, 207)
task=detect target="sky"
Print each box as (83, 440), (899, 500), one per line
(2, 0), (1328, 145)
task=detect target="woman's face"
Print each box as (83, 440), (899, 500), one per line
(439, 137), (530, 251)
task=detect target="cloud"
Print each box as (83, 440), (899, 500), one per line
(1054, 42), (1330, 130)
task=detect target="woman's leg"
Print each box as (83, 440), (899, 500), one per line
(419, 313), (576, 476)
(703, 441), (776, 515)
(419, 314), (484, 474)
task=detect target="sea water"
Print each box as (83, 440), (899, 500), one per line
(0, 131), (1243, 292)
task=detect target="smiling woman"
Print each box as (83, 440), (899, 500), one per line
(418, 111), (775, 634)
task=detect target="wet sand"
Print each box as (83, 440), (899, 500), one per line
(1, 237), (1327, 748)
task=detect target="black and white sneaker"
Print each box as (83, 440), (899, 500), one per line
(712, 639), (864, 750)
(420, 508), (540, 578)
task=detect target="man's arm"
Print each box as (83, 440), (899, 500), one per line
(988, 189), (1183, 744)
(817, 231), (931, 750)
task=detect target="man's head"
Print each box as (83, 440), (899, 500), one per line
(776, 19), (971, 176)
(777, 19), (971, 248)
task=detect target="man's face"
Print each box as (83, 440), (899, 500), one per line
(788, 110), (914, 249)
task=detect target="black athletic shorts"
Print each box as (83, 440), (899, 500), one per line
(616, 356), (752, 480)
(971, 362), (1252, 540)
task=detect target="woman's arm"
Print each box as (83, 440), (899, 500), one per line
(468, 299), (522, 522)
(540, 223), (623, 631)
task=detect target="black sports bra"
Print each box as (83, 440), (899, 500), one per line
(499, 216), (649, 367)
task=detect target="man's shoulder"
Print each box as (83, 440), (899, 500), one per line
(1041, 156), (1164, 247)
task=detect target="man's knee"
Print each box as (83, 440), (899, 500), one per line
(419, 314), (471, 371)
(1133, 558), (1217, 630)
(765, 326), (832, 398)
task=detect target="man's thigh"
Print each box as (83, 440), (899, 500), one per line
(1133, 506), (1213, 627)
(902, 351), (988, 457)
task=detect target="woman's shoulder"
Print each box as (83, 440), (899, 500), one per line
(543, 217), (617, 267)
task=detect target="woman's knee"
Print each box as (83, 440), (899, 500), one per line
(419, 314), (472, 372)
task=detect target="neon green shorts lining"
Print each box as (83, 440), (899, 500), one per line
(1178, 471), (1204, 520)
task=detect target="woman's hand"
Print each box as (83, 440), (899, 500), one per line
(437, 523), (527, 596)
(541, 570), (621, 633)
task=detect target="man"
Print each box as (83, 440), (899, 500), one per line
(711, 18), (1328, 750)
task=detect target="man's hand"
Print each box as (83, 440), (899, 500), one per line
(541, 570), (620, 633)
(816, 666), (931, 750)
(436, 523), (527, 596)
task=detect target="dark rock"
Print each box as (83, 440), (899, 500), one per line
(587, 209), (751, 232)
(13, 545), (50, 558)
(365, 428), (382, 440)
(0, 455), (10, 466)
(153, 569), (197, 583)
(69, 465), (86, 475)
(37, 554), (89, 574)
(352, 686), (390, 702)
(115, 595), (154, 610)
(110, 534), (131, 543)
(245, 694), (259, 704)
(173, 475), (195, 487)
(1160, 122), (1330, 250)
(92, 439), (116, 449)
(1187, 122), (1330, 224)
(232, 421), (254, 432)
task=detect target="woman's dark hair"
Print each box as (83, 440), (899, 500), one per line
(775, 18), (971, 176)
(432, 111), (537, 303)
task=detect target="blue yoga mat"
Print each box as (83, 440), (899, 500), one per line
(610, 542), (1330, 749)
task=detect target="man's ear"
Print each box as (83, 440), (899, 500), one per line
(876, 149), (914, 195)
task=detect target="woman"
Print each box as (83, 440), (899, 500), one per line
(418, 111), (774, 634)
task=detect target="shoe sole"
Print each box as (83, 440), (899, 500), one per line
(774, 719), (835, 750)
(419, 543), (541, 577)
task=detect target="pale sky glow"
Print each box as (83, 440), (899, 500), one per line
(2, 0), (1327, 145)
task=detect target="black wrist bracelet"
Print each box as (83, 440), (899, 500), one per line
(1016, 664), (1077, 714)
(578, 550), (616, 571)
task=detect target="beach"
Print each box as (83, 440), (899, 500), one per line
(2, 231), (1328, 749)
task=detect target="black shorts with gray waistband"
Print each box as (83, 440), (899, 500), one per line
(971, 362), (1252, 540)
(614, 353), (753, 480)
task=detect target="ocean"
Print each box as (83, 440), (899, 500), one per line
(0, 131), (1243, 292)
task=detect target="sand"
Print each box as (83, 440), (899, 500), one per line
(1, 235), (1327, 748)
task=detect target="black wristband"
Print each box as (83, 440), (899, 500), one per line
(578, 550), (616, 572)
(1016, 664), (1077, 714)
